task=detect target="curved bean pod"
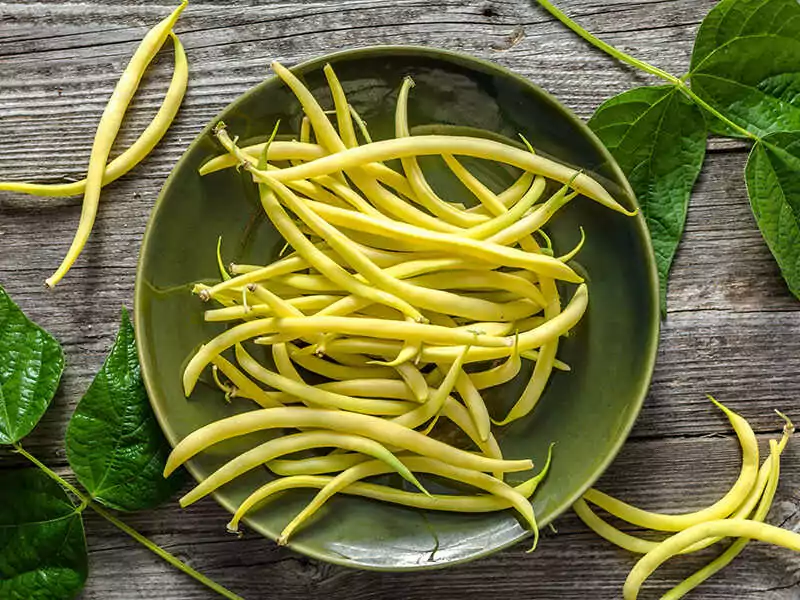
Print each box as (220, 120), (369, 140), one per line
(662, 438), (783, 600)
(394, 77), (488, 227)
(179, 430), (426, 507)
(234, 344), (412, 415)
(275, 455), (536, 545)
(1, 33), (188, 198)
(582, 398), (759, 532)
(623, 519), (800, 600)
(262, 134), (632, 215)
(163, 406), (533, 477)
(47, 1), (187, 287)
(235, 447), (553, 536)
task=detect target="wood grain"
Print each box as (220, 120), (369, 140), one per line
(1, 0), (799, 598)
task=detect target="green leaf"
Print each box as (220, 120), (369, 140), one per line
(0, 469), (87, 600)
(690, 0), (800, 137)
(0, 286), (64, 445)
(692, 0), (800, 67)
(66, 308), (182, 511)
(588, 86), (707, 313)
(745, 131), (800, 299)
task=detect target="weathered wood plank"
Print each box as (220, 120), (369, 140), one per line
(5, 433), (798, 599)
(2, 0), (800, 598)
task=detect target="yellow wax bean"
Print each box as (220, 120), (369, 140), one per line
(164, 405), (534, 477)
(204, 295), (341, 322)
(233, 449), (553, 535)
(409, 270), (547, 308)
(443, 154), (507, 216)
(275, 455), (535, 545)
(202, 141), (415, 198)
(254, 172), (523, 321)
(469, 333), (522, 390)
(269, 454), (368, 476)
(487, 189), (578, 247)
(394, 362), (429, 402)
(289, 197), (583, 282)
(623, 519), (800, 600)
(494, 276), (561, 424)
(199, 141), (327, 175)
(391, 345), (471, 430)
(460, 176), (547, 240)
(261, 134), (632, 215)
(47, 2), (187, 287)
(205, 254), (309, 298)
(394, 77), (488, 227)
(583, 398), (759, 532)
(574, 413), (793, 558)
(179, 430), (426, 507)
(288, 344), (400, 381)
(272, 61), (463, 234)
(210, 355), (283, 409)
(312, 284), (586, 365)
(662, 439), (784, 600)
(1, 33), (188, 198)
(234, 344), (412, 415)
(215, 127), (424, 322)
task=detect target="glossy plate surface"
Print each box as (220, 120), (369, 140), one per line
(135, 46), (659, 571)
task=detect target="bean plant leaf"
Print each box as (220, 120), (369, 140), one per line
(0, 469), (88, 600)
(0, 285), (64, 445)
(692, 0), (800, 67)
(66, 308), (182, 512)
(745, 131), (800, 299)
(690, 0), (800, 137)
(588, 86), (707, 314)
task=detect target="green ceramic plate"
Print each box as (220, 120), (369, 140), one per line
(135, 46), (659, 571)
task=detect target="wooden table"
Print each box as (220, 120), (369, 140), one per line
(2, 1), (799, 598)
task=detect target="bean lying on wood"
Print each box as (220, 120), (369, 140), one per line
(46, 2), (188, 287)
(574, 399), (795, 599)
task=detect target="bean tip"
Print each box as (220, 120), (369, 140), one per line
(619, 204), (639, 217)
(525, 528), (540, 553)
(775, 409), (795, 436)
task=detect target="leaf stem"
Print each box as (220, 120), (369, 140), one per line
(675, 83), (760, 142)
(535, 0), (680, 84)
(534, 0), (762, 143)
(13, 442), (85, 499)
(12, 443), (244, 600)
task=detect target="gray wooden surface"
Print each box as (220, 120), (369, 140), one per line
(1, 0), (800, 598)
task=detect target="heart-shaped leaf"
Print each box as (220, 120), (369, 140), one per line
(0, 469), (88, 600)
(690, 0), (800, 137)
(0, 286), (64, 445)
(745, 131), (800, 299)
(692, 0), (800, 67)
(66, 308), (182, 512)
(589, 86), (707, 313)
